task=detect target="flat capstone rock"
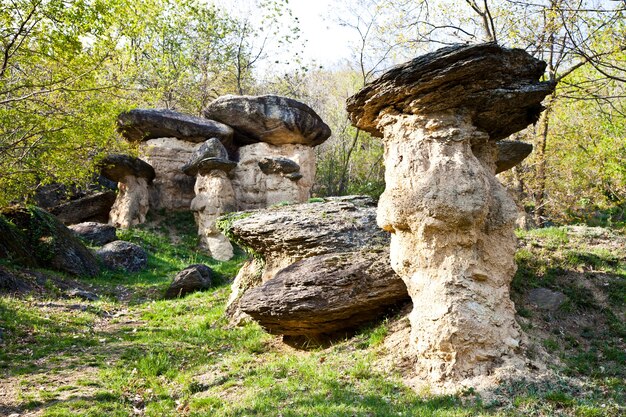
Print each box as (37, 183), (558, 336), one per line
(98, 154), (156, 182)
(182, 138), (237, 176)
(346, 42), (555, 141)
(204, 94), (331, 146)
(496, 141), (533, 174)
(118, 108), (234, 143)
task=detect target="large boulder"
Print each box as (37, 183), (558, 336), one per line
(204, 95), (331, 146)
(164, 264), (213, 299)
(224, 196), (389, 283)
(69, 222), (117, 246)
(96, 240), (148, 272)
(239, 249), (409, 340)
(118, 108), (234, 145)
(219, 196), (407, 337)
(0, 206), (99, 277)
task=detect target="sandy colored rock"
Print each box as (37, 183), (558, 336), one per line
(139, 137), (200, 211)
(232, 142), (315, 209)
(204, 94), (331, 146)
(346, 43), (555, 385)
(191, 171), (236, 261)
(108, 175), (150, 229)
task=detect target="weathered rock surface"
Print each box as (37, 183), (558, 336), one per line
(139, 138), (199, 210)
(204, 95), (331, 146)
(99, 154), (156, 183)
(221, 196), (397, 331)
(257, 157), (300, 175)
(346, 43), (555, 384)
(182, 138), (237, 176)
(165, 264), (212, 299)
(108, 176), (150, 229)
(239, 249), (409, 338)
(96, 240), (148, 272)
(496, 141), (533, 174)
(118, 108), (234, 144)
(0, 206), (99, 277)
(225, 196), (388, 283)
(232, 142), (316, 209)
(191, 171), (236, 261)
(49, 191), (116, 225)
(69, 222), (117, 246)
(347, 42), (554, 141)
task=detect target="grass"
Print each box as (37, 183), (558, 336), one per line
(1, 220), (625, 416)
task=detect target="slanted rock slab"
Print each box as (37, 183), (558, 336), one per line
(0, 206), (99, 277)
(496, 141), (533, 174)
(239, 249), (408, 339)
(204, 95), (331, 146)
(118, 108), (234, 144)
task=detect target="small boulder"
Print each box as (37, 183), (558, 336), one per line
(69, 222), (117, 246)
(239, 249), (409, 338)
(496, 141), (533, 174)
(99, 154), (156, 183)
(67, 288), (100, 301)
(96, 240), (148, 272)
(258, 157), (300, 175)
(165, 264), (212, 299)
(204, 95), (331, 146)
(118, 108), (234, 144)
(182, 138), (237, 176)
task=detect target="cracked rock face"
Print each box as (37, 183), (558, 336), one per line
(347, 43), (555, 383)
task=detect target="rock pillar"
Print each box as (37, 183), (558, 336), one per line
(346, 43), (556, 382)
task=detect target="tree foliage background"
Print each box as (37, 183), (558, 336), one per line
(1, 0), (624, 227)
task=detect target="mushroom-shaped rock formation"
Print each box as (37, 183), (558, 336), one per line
(218, 196), (403, 330)
(118, 108), (234, 144)
(496, 141), (533, 174)
(99, 154), (155, 229)
(182, 138), (237, 176)
(186, 138), (237, 261)
(205, 95), (331, 208)
(116, 109), (234, 212)
(239, 249), (409, 343)
(346, 43), (555, 384)
(204, 95), (331, 146)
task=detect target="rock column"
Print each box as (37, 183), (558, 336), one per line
(183, 138), (237, 261)
(347, 43), (555, 383)
(99, 154), (155, 229)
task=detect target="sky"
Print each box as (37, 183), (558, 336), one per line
(287, 0), (354, 65)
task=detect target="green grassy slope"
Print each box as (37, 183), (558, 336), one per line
(0, 214), (623, 416)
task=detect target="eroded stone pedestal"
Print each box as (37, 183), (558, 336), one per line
(346, 42), (556, 385)
(109, 175), (150, 229)
(378, 112), (522, 380)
